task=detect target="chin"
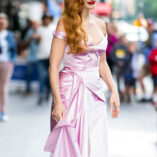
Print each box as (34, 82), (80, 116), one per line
(85, 0), (96, 10)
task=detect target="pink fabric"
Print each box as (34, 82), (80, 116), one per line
(44, 30), (109, 157)
(53, 30), (66, 41)
(0, 61), (13, 112)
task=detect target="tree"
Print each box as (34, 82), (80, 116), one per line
(141, 0), (157, 20)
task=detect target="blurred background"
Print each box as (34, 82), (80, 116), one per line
(0, 0), (157, 157)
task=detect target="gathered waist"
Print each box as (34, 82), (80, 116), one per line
(60, 66), (101, 84)
(59, 66), (106, 103)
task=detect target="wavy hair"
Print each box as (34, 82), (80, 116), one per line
(62, 0), (90, 55)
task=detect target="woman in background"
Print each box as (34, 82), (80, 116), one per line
(149, 39), (157, 107)
(0, 13), (17, 122)
(106, 22), (118, 72)
(44, 0), (120, 156)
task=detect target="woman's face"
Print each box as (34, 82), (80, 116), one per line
(84, 0), (97, 10)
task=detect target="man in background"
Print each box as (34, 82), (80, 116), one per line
(111, 34), (128, 99)
(22, 20), (40, 96)
(36, 12), (56, 105)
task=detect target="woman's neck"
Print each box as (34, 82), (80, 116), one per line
(81, 8), (91, 24)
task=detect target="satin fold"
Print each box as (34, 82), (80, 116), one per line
(44, 30), (109, 157)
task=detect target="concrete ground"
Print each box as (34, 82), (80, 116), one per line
(0, 91), (156, 157)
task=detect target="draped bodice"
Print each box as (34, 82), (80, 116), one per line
(53, 30), (108, 71)
(51, 30), (108, 104)
(44, 31), (109, 154)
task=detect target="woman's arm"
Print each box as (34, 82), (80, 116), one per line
(49, 18), (67, 122)
(97, 19), (120, 118)
(99, 49), (120, 118)
(99, 54), (117, 93)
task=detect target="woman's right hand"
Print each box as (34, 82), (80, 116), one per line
(52, 103), (66, 123)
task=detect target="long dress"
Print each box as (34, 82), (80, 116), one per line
(44, 30), (109, 157)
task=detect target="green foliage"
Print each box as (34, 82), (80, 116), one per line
(142, 0), (157, 20)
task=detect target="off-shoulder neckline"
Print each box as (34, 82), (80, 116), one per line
(53, 30), (108, 47)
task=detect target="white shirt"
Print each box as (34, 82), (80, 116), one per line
(37, 23), (56, 60)
(132, 53), (140, 78)
(0, 30), (9, 62)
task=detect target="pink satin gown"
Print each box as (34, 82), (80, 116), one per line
(44, 30), (109, 157)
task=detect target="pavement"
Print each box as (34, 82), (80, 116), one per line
(0, 68), (157, 157)
(0, 90), (156, 157)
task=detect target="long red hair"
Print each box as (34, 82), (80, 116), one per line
(62, 0), (90, 55)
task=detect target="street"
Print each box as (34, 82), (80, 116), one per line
(0, 0), (157, 157)
(0, 91), (156, 157)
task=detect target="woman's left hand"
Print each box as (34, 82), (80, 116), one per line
(110, 91), (120, 118)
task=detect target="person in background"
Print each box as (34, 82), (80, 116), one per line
(37, 12), (56, 105)
(21, 20), (40, 96)
(149, 39), (157, 107)
(152, 24), (157, 49)
(121, 42), (137, 103)
(0, 13), (17, 122)
(106, 22), (118, 72)
(138, 20), (154, 102)
(110, 34), (128, 98)
(21, 19), (32, 41)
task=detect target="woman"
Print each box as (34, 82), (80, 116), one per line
(0, 13), (17, 122)
(106, 22), (118, 72)
(44, 0), (120, 156)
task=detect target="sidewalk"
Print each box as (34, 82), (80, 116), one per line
(0, 93), (156, 157)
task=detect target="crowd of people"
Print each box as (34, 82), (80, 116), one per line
(0, 11), (157, 122)
(106, 20), (157, 106)
(0, 12), (56, 122)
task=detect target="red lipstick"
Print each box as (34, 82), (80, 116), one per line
(87, 1), (96, 5)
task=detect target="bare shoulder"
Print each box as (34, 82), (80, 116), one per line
(55, 16), (65, 32)
(91, 15), (107, 35)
